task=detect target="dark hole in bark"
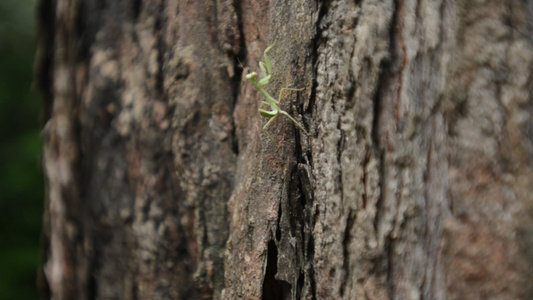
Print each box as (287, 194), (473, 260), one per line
(263, 240), (291, 299)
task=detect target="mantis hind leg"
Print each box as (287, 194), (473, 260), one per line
(279, 111), (308, 135)
(263, 44), (275, 75)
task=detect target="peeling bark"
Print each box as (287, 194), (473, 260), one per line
(38, 0), (533, 299)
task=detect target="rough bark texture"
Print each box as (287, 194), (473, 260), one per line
(38, 0), (533, 299)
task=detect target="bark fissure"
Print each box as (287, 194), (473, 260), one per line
(421, 137), (432, 299)
(371, 68), (387, 235)
(340, 209), (355, 297)
(154, 0), (166, 96)
(307, 0), (328, 117)
(297, 163), (317, 299)
(132, 0), (141, 20)
(385, 236), (394, 298)
(229, 0), (246, 156)
(263, 239), (291, 300)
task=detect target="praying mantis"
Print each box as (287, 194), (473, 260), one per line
(245, 44), (309, 148)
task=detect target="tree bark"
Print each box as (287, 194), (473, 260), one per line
(37, 0), (533, 299)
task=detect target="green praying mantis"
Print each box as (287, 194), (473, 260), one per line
(245, 44), (309, 148)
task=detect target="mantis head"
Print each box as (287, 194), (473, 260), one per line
(245, 72), (258, 81)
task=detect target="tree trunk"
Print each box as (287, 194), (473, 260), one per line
(37, 0), (533, 299)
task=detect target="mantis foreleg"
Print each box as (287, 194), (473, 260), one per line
(261, 113), (280, 147)
(278, 87), (304, 105)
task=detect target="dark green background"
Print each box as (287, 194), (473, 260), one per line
(0, 0), (44, 299)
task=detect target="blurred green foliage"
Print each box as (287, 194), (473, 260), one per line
(0, 0), (43, 299)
